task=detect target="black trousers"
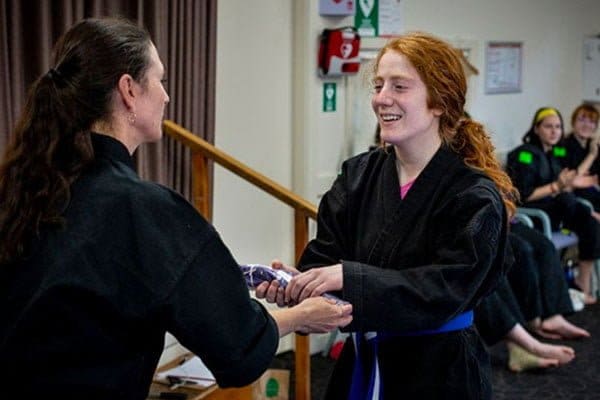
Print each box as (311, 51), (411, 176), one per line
(508, 222), (574, 320)
(526, 192), (600, 260)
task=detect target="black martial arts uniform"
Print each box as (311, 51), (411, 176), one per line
(506, 143), (600, 260)
(561, 134), (600, 211)
(475, 221), (575, 346)
(0, 134), (278, 399)
(508, 222), (574, 321)
(298, 146), (510, 399)
(475, 277), (524, 346)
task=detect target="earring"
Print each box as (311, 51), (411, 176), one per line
(128, 112), (136, 125)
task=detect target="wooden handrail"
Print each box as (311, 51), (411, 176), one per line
(163, 120), (317, 219)
(163, 120), (317, 400)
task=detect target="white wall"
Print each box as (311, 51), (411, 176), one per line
(213, 1), (295, 266)
(164, 0), (600, 363)
(403, 0), (600, 156)
(293, 0), (600, 204)
(213, 0), (303, 354)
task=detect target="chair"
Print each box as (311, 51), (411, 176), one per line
(515, 207), (579, 251)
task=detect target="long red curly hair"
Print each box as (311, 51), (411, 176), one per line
(375, 32), (518, 217)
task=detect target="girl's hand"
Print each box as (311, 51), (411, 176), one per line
(286, 263), (343, 304)
(571, 174), (598, 189)
(254, 260), (300, 307)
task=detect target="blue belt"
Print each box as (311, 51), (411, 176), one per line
(349, 310), (473, 400)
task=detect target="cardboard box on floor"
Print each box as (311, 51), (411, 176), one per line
(252, 369), (290, 400)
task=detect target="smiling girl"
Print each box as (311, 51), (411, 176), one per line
(258, 32), (517, 399)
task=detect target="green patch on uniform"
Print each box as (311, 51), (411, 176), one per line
(553, 146), (567, 157)
(518, 151), (533, 164)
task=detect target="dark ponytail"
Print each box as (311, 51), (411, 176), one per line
(0, 18), (152, 265)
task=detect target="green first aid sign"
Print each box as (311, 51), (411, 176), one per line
(518, 151), (533, 164)
(355, 0), (378, 37)
(323, 82), (336, 112)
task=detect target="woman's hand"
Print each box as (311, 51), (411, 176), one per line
(554, 168), (597, 192)
(286, 263), (343, 304)
(557, 169), (576, 192)
(293, 297), (353, 334)
(571, 174), (598, 189)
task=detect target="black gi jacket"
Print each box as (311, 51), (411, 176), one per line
(562, 134), (600, 176)
(506, 143), (560, 201)
(561, 134), (600, 211)
(476, 222), (574, 346)
(506, 142), (600, 259)
(299, 146), (510, 399)
(0, 134), (278, 399)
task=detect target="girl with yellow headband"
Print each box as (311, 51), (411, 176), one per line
(506, 107), (600, 304)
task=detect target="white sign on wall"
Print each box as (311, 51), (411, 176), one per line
(319, 0), (355, 16)
(485, 42), (523, 94)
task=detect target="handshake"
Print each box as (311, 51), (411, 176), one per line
(241, 263), (348, 305)
(240, 262), (353, 334)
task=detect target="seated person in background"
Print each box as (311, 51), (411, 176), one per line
(475, 277), (575, 373)
(506, 107), (600, 304)
(508, 221), (589, 339)
(561, 103), (600, 211)
(0, 18), (352, 400)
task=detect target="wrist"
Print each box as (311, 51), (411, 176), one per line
(550, 181), (559, 195)
(289, 303), (308, 334)
(272, 307), (300, 337)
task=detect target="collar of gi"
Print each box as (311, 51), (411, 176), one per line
(91, 132), (136, 172)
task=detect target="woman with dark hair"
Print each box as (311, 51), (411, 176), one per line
(0, 18), (352, 399)
(259, 32), (516, 399)
(506, 107), (600, 304)
(561, 103), (600, 210)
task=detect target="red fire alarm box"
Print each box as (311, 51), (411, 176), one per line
(318, 27), (361, 77)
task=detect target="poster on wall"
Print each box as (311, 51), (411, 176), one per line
(354, 0), (404, 37)
(485, 42), (523, 94)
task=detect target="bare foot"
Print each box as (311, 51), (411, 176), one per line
(533, 327), (563, 340)
(528, 317), (563, 340)
(528, 340), (575, 365)
(583, 294), (597, 305)
(507, 342), (560, 372)
(540, 315), (590, 339)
